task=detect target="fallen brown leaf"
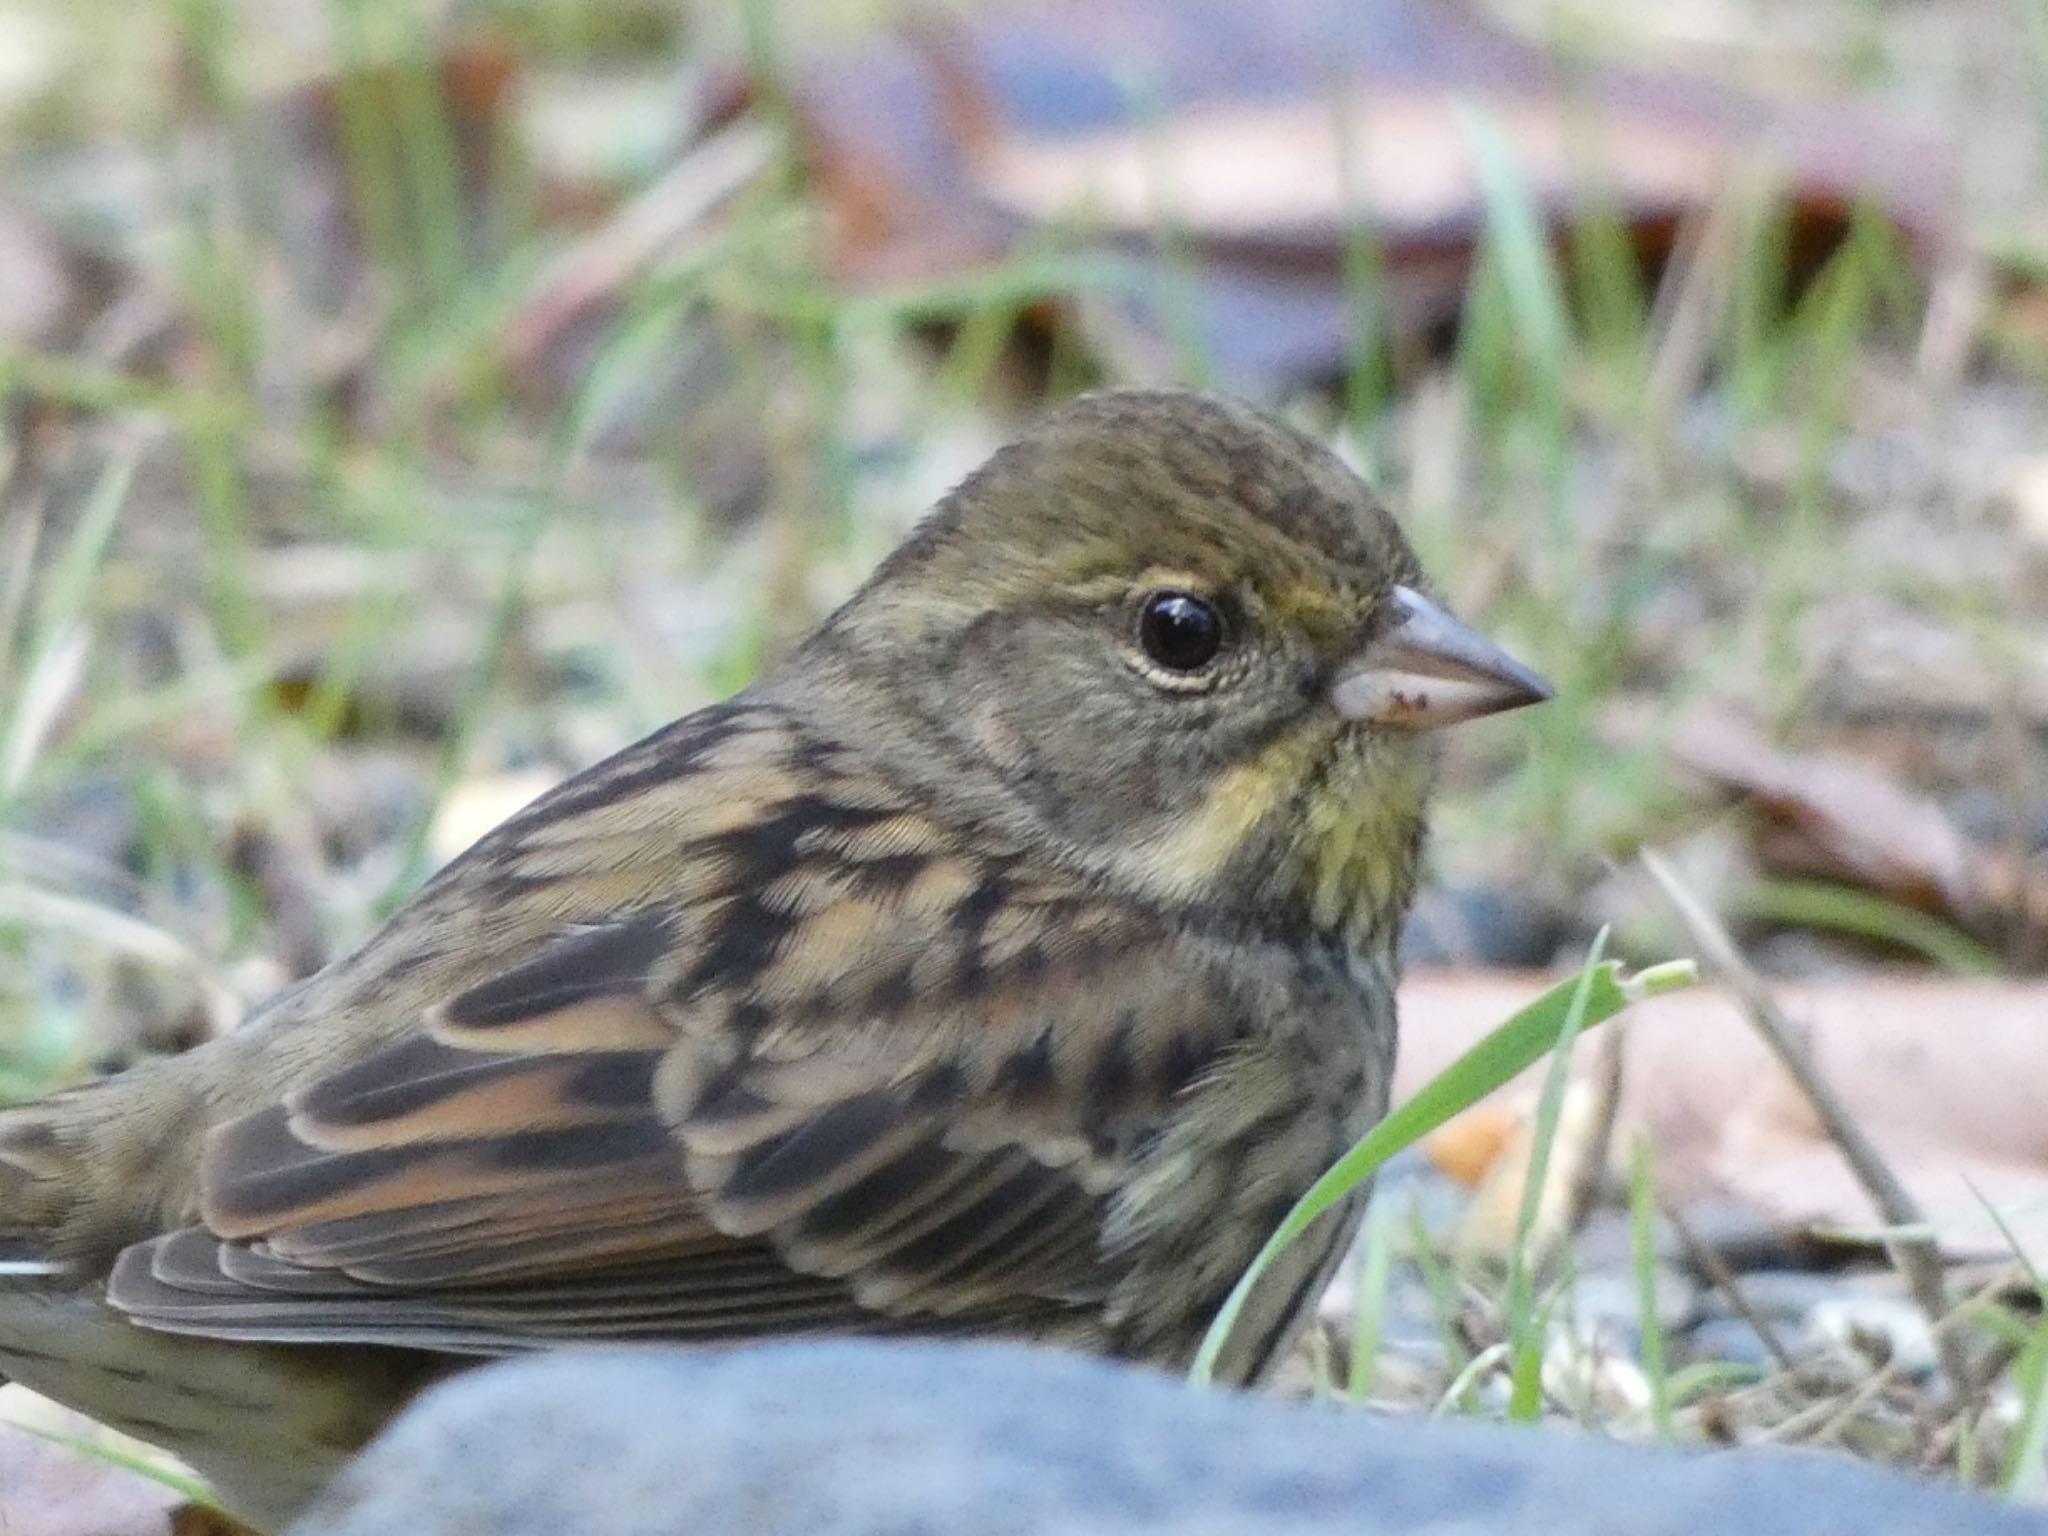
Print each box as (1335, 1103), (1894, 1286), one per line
(1671, 710), (2048, 958)
(1398, 969), (2048, 1267)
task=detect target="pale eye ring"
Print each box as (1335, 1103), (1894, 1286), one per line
(1136, 590), (1226, 672)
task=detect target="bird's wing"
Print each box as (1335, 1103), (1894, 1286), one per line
(104, 713), (1262, 1354)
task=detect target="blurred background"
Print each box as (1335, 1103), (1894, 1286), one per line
(4, 0), (2048, 1521)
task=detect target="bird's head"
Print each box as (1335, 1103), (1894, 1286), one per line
(810, 389), (1551, 950)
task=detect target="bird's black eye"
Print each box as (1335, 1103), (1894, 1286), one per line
(1137, 591), (1226, 672)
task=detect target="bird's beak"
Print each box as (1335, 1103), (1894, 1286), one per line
(1329, 586), (1554, 730)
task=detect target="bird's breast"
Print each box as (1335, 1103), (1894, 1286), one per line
(1101, 935), (1395, 1386)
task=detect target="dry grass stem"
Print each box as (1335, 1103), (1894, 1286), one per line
(1644, 849), (1978, 1405)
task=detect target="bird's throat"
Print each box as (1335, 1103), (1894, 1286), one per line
(1291, 741), (1431, 947)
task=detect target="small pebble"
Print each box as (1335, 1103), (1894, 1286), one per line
(1806, 1296), (1939, 1377)
(1683, 1318), (1780, 1373)
(1702, 1269), (1851, 1324)
(1544, 1333), (1654, 1418)
(1574, 1209), (1682, 1272)
(1571, 1268), (1700, 1338)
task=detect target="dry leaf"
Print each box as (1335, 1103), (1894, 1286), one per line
(1670, 709), (2048, 953)
(1398, 969), (2048, 1266)
(1671, 711), (1983, 920)
(1423, 1100), (1520, 1187)
(1448, 1079), (1611, 1267)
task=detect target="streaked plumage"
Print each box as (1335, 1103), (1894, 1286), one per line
(0, 389), (1548, 1530)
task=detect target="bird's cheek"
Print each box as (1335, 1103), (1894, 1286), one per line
(1112, 734), (1323, 906)
(958, 688), (1033, 777)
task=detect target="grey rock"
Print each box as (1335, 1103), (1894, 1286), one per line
(295, 1340), (2046, 1536)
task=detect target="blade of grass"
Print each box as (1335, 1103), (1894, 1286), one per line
(0, 451), (135, 799)
(1726, 188), (1796, 425)
(1406, 1192), (1475, 1394)
(1453, 94), (1572, 532)
(1346, 1192), (1396, 1404)
(1127, 70), (1215, 389)
(1569, 191), (1651, 373)
(1505, 926), (1611, 1421)
(1741, 877), (2001, 978)
(2001, 1322), (2048, 1498)
(1190, 955), (1696, 1385)
(328, 0), (411, 287)
(1330, 63), (1392, 467)
(1629, 1133), (1674, 1440)
(1667, 1359), (1766, 1403)
(1434, 1342), (1510, 1415)
(1965, 1175), (2047, 1303)
(1306, 1323), (1334, 1405)
(1, 1416), (220, 1508)
(1962, 1174), (2048, 1498)
(389, 29), (469, 305)
(1453, 101), (1570, 388)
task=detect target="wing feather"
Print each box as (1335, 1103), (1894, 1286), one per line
(104, 734), (1249, 1355)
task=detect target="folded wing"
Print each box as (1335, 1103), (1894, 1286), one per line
(107, 841), (1240, 1354)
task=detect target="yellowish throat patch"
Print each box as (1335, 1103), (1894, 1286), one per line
(1123, 727), (1427, 941)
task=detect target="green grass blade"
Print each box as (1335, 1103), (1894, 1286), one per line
(2005, 1322), (2048, 1499)
(1505, 926), (1611, 1421)
(1189, 956), (1695, 1386)
(1667, 1360), (1765, 1402)
(1406, 1193), (1474, 1391)
(1, 1416), (220, 1507)
(1434, 1341), (1510, 1416)
(1126, 72), (1215, 389)
(1629, 1133), (1674, 1439)
(1957, 1173), (2048, 1497)
(0, 452), (135, 798)
(1346, 1192), (1396, 1403)
(1453, 100), (1571, 388)
(1741, 877), (2001, 977)
(1329, 66), (1392, 460)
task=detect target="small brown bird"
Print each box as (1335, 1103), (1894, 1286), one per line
(0, 390), (1547, 1529)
